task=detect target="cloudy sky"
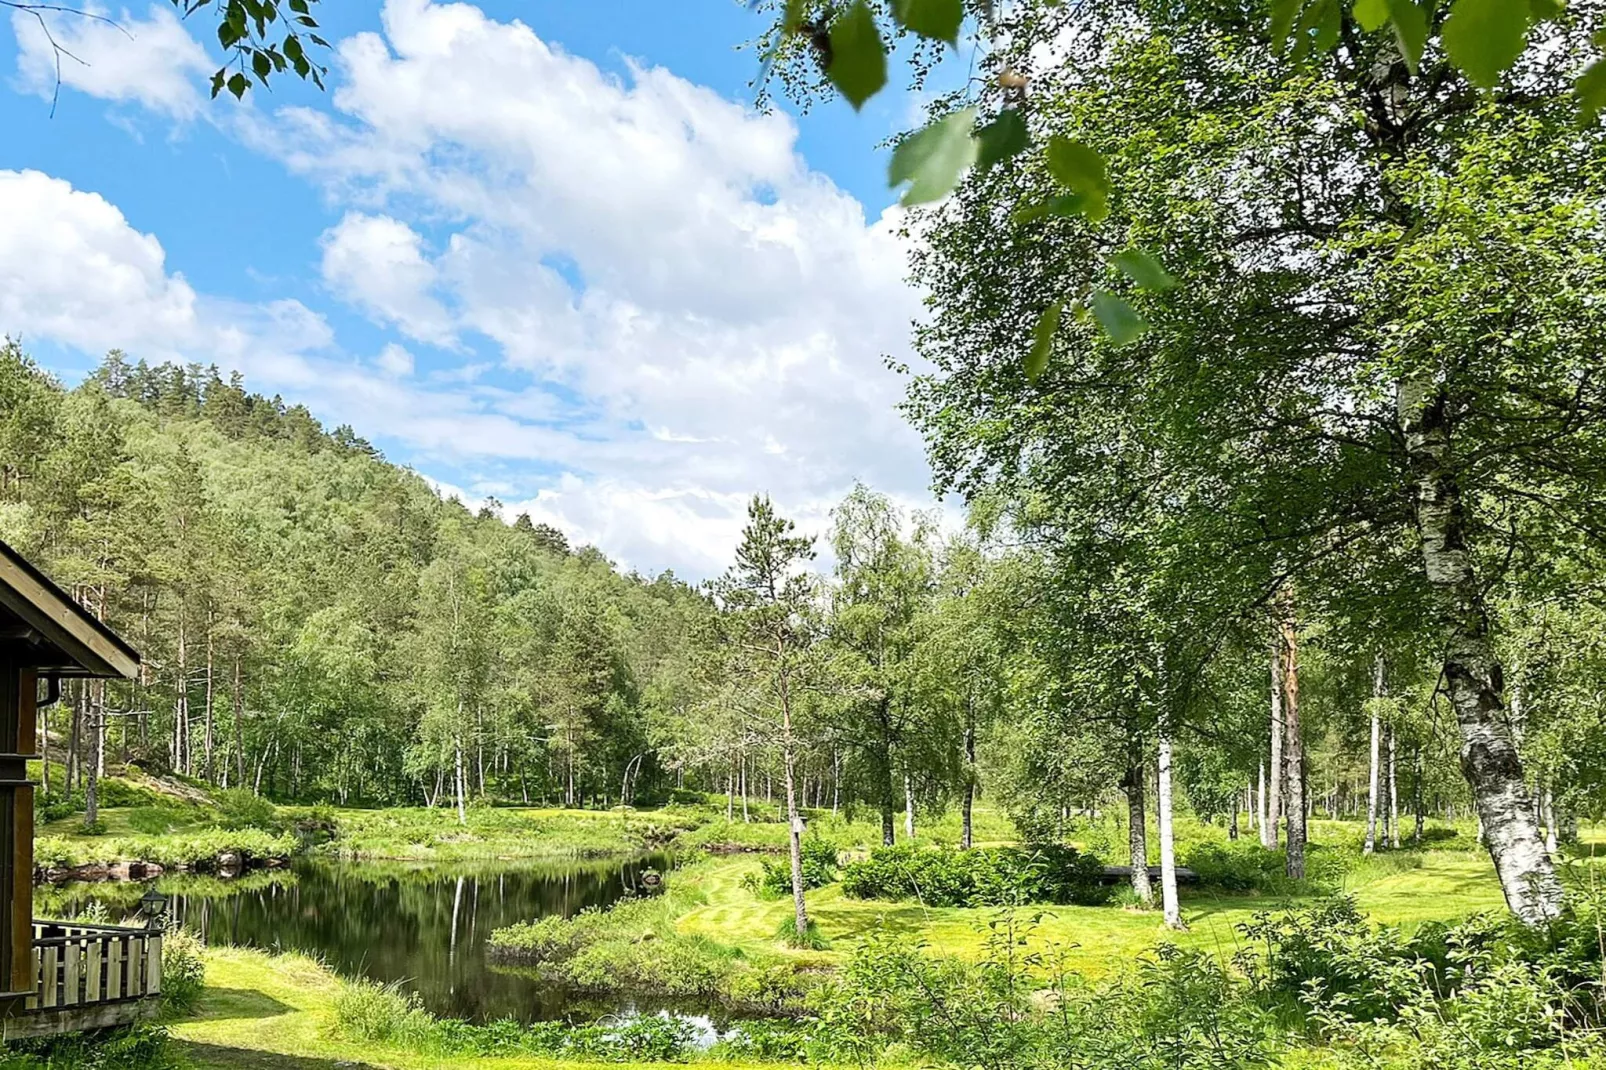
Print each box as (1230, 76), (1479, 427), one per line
(0, 0), (951, 579)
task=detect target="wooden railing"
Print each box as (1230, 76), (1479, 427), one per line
(25, 920), (162, 1012)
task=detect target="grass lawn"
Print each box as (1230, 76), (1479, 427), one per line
(172, 948), (798, 1070)
(676, 849), (1508, 975)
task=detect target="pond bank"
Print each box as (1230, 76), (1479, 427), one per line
(173, 947), (816, 1070)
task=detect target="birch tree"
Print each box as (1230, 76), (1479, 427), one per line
(715, 496), (818, 942)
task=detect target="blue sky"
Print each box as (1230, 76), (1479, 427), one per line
(0, 1), (955, 577)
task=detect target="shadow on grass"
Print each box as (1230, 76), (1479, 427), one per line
(187, 986), (295, 1022)
(174, 1041), (383, 1069)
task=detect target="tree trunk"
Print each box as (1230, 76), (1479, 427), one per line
(232, 656), (246, 790)
(1278, 598), (1305, 880)
(779, 667), (809, 941)
(961, 712), (976, 850)
(454, 709), (467, 826)
(204, 630), (215, 784)
(1256, 762), (1266, 835)
(1398, 379), (1562, 924)
(1123, 760), (1153, 906)
(1264, 644), (1282, 849)
(1387, 725), (1400, 849)
(1365, 657), (1383, 854)
(176, 614), (189, 776)
(904, 771), (915, 840)
(1413, 745), (1425, 844)
(1542, 787), (1558, 854)
(1156, 729), (1184, 930)
(84, 690), (99, 825)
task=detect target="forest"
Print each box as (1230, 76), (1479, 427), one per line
(6, 0), (1606, 1067)
(4, 330), (1602, 930)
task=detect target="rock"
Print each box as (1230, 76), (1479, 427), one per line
(216, 850), (243, 873)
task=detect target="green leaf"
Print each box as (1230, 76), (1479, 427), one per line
(1044, 137), (1109, 222)
(227, 71), (250, 99)
(781, 0), (810, 33)
(827, 1), (888, 110)
(1089, 291), (1146, 345)
(1026, 303), (1062, 380)
(892, 0), (964, 45)
(975, 108), (1029, 171)
(1528, 0), (1564, 18)
(1442, 0), (1530, 88)
(1270, 0), (1305, 56)
(888, 107), (979, 205)
(1352, 0), (1390, 32)
(1111, 249), (1178, 292)
(209, 68), (227, 99)
(1579, 58), (1606, 122)
(1313, 0), (1342, 52)
(1387, 0), (1428, 72)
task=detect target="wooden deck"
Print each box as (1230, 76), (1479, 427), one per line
(2, 920), (162, 1039)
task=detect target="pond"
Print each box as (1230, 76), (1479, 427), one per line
(40, 853), (692, 1025)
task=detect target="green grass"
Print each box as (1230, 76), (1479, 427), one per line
(171, 948), (816, 1070)
(673, 849), (1510, 977)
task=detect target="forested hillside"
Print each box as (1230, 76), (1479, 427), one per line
(0, 341), (713, 812)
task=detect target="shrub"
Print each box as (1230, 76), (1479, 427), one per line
(333, 977), (436, 1046)
(840, 843), (1110, 907)
(159, 928), (206, 1012)
(214, 788), (280, 832)
(741, 838), (839, 898)
(1183, 841), (1287, 892)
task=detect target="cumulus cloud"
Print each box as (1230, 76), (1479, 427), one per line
(0, 169), (200, 354)
(251, 0), (933, 574)
(320, 213), (455, 345)
(4, 0), (941, 577)
(11, 4), (210, 119)
(375, 342), (415, 377)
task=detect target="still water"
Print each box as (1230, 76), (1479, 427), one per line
(45, 854), (686, 1024)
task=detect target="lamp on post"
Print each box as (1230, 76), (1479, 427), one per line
(139, 886), (169, 932)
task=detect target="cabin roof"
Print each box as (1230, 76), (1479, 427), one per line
(0, 540), (140, 680)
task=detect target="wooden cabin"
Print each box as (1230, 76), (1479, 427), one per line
(0, 540), (161, 1039)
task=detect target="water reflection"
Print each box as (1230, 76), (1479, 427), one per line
(47, 854), (684, 1023)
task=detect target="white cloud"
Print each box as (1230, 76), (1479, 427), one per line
(320, 213), (455, 345)
(0, 169), (199, 353)
(11, 4), (210, 119)
(375, 342), (415, 377)
(247, 0), (934, 575)
(4, 0), (942, 577)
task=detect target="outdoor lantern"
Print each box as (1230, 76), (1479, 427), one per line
(139, 886), (169, 930)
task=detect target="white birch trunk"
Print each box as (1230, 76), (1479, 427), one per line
(1399, 378), (1562, 924)
(1157, 729), (1184, 930)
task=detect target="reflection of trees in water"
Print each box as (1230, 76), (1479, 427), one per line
(70, 853), (678, 1023)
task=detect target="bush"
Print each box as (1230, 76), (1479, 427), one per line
(214, 788), (280, 832)
(159, 927), (206, 1013)
(1183, 841), (1287, 892)
(741, 838), (839, 898)
(333, 977), (437, 1046)
(840, 843), (1111, 907)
